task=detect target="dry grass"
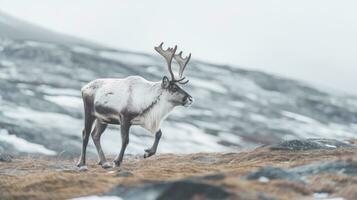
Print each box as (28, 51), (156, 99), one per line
(1, 146), (357, 200)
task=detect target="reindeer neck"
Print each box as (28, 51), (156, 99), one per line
(140, 92), (162, 116)
(135, 83), (175, 133)
(137, 82), (163, 115)
(140, 85), (174, 120)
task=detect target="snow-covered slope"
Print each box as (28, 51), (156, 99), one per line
(0, 12), (357, 157)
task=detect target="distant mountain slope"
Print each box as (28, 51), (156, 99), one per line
(0, 11), (357, 157)
(0, 10), (104, 49)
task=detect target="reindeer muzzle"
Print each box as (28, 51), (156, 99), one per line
(183, 95), (194, 107)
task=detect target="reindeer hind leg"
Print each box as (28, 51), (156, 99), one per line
(77, 99), (95, 168)
(91, 120), (111, 168)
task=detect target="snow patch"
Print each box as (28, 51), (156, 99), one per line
(0, 60), (16, 67)
(325, 144), (336, 148)
(281, 111), (319, 124)
(258, 176), (269, 183)
(313, 192), (329, 199)
(2, 106), (82, 136)
(21, 89), (35, 96)
(71, 46), (96, 54)
(249, 113), (269, 122)
(0, 129), (56, 155)
(160, 122), (229, 153)
(229, 101), (246, 108)
(24, 40), (56, 48)
(185, 108), (214, 117)
(99, 51), (154, 65)
(44, 95), (82, 108)
(37, 85), (80, 96)
(189, 77), (227, 94)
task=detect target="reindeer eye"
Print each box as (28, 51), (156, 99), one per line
(171, 85), (178, 92)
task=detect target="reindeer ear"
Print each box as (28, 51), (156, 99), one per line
(162, 76), (170, 89)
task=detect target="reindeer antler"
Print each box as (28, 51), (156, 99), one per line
(174, 51), (191, 84)
(155, 42), (191, 84)
(155, 42), (177, 82)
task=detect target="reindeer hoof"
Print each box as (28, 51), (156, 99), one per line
(101, 162), (112, 169)
(113, 161), (121, 168)
(76, 161), (85, 168)
(78, 165), (88, 171)
(144, 152), (150, 158)
(144, 149), (155, 158)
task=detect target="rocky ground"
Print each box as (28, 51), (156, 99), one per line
(1, 139), (357, 200)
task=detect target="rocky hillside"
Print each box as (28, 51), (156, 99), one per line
(1, 139), (357, 200)
(1, 11), (357, 157)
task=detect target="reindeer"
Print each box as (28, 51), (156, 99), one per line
(77, 43), (194, 169)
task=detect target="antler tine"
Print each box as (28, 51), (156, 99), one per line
(173, 76), (189, 84)
(155, 42), (177, 81)
(175, 52), (191, 78)
(178, 77), (189, 84)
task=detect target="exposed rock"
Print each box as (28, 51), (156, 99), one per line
(290, 160), (357, 176)
(116, 171), (134, 177)
(106, 180), (232, 200)
(193, 155), (217, 163)
(0, 153), (12, 162)
(256, 193), (278, 200)
(270, 138), (355, 151)
(192, 173), (226, 181)
(246, 167), (304, 183)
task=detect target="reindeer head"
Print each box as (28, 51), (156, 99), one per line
(155, 42), (194, 107)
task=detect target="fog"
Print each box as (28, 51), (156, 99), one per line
(1, 0), (356, 94)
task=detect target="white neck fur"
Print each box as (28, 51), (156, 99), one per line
(140, 84), (176, 133)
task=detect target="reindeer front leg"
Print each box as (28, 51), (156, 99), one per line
(144, 129), (162, 158)
(113, 118), (130, 167)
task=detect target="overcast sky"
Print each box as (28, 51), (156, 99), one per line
(1, 0), (356, 95)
